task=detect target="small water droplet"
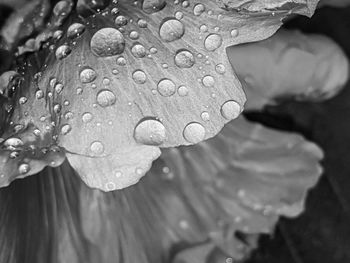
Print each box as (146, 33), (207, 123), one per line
(116, 56), (127, 66)
(137, 19), (148, 28)
(82, 112), (93, 123)
(231, 29), (239, 38)
(202, 75), (215, 87)
(115, 15), (128, 26)
(67, 22), (85, 38)
(183, 122), (206, 143)
(174, 49), (195, 68)
(55, 44), (71, 59)
(96, 89), (116, 107)
(142, 0), (166, 13)
(61, 124), (72, 135)
(132, 70), (147, 84)
(157, 79), (176, 97)
(105, 182), (116, 191)
(35, 90), (44, 99)
(90, 141), (104, 155)
(215, 64), (226, 74)
(18, 163), (30, 174)
(131, 43), (147, 58)
(201, 111), (210, 121)
(19, 97), (27, 104)
(177, 85), (189, 96)
(134, 117), (166, 145)
(54, 83), (64, 93)
(204, 34), (222, 51)
(80, 67), (97, 83)
(193, 4), (205, 16)
(4, 137), (24, 149)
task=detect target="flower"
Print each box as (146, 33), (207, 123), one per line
(0, 0), (336, 262)
(0, 0), (320, 191)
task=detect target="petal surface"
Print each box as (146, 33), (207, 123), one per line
(1, 0), (319, 190)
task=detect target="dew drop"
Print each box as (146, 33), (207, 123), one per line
(137, 19), (148, 28)
(132, 70), (147, 84)
(221, 100), (241, 120)
(215, 64), (226, 74)
(90, 28), (125, 57)
(174, 49), (195, 68)
(82, 112), (93, 123)
(131, 43), (147, 58)
(90, 141), (104, 155)
(193, 4), (205, 16)
(105, 182), (116, 191)
(134, 118), (166, 145)
(129, 31), (139, 40)
(183, 122), (206, 143)
(177, 85), (189, 96)
(67, 23), (85, 38)
(80, 67), (97, 83)
(18, 163), (30, 174)
(115, 15), (128, 26)
(96, 89), (116, 107)
(201, 111), (210, 121)
(61, 124), (72, 135)
(35, 90), (44, 99)
(142, 0), (166, 13)
(54, 83), (64, 93)
(116, 56), (127, 66)
(204, 34), (223, 51)
(55, 44), (71, 59)
(231, 29), (239, 38)
(157, 79), (176, 97)
(202, 75), (215, 87)
(159, 19), (185, 42)
(4, 138), (24, 148)
(19, 97), (27, 104)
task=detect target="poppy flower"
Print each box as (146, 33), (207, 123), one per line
(0, 0), (346, 262)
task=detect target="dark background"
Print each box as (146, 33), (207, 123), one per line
(245, 6), (350, 263)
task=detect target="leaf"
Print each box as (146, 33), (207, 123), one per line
(227, 29), (349, 110)
(0, 0), (320, 190)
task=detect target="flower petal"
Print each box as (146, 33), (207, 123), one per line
(1, 0), (319, 189)
(227, 29), (349, 110)
(79, 116), (322, 262)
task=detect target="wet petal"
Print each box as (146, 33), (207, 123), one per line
(227, 29), (349, 110)
(1, 0), (319, 189)
(79, 116), (322, 262)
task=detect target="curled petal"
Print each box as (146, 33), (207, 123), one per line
(227, 29), (349, 110)
(80, 117), (322, 262)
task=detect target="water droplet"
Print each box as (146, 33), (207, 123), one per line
(134, 118), (166, 145)
(53, 104), (62, 113)
(82, 112), (93, 123)
(90, 28), (125, 57)
(183, 122), (206, 143)
(96, 89), (116, 107)
(18, 163), (30, 174)
(129, 31), (139, 40)
(175, 11), (183, 20)
(202, 75), (215, 87)
(67, 23), (85, 38)
(116, 56), (127, 66)
(55, 44), (71, 59)
(35, 90), (44, 99)
(215, 64), (226, 74)
(132, 70), (147, 84)
(79, 67), (97, 83)
(137, 19), (148, 28)
(131, 43), (147, 58)
(61, 124), (72, 135)
(54, 83), (64, 93)
(201, 111), (210, 121)
(221, 100), (241, 120)
(204, 34), (222, 51)
(177, 85), (189, 96)
(174, 49), (195, 68)
(102, 77), (111, 85)
(90, 141), (104, 155)
(199, 24), (208, 33)
(115, 15), (128, 26)
(19, 97), (27, 104)
(4, 138), (24, 148)
(105, 182), (116, 191)
(231, 29), (239, 38)
(142, 0), (166, 13)
(193, 4), (205, 16)
(157, 79), (176, 97)
(159, 19), (185, 42)
(64, 111), (74, 120)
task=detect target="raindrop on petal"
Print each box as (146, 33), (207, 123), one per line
(67, 23), (85, 38)
(18, 163), (30, 174)
(134, 118), (167, 145)
(159, 18), (185, 42)
(90, 28), (125, 57)
(90, 141), (104, 155)
(183, 122), (206, 143)
(174, 49), (195, 68)
(204, 34), (223, 51)
(157, 79), (176, 97)
(132, 70), (147, 84)
(142, 0), (166, 13)
(79, 67), (97, 83)
(96, 89), (116, 107)
(55, 44), (71, 59)
(221, 100), (242, 120)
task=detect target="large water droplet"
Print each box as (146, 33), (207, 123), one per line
(159, 18), (185, 42)
(90, 28), (125, 57)
(96, 89), (116, 107)
(204, 34), (222, 51)
(132, 70), (147, 84)
(142, 0), (166, 13)
(183, 122), (206, 143)
(174, 49), (195, 68)
(55, 44), (71, 59)
(80, 67), (97, 83)
(221, 100), (241, 120)
(134, 118), (166, 145)
(67, 23), (85, 38)
(157, 79), (176, 97)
